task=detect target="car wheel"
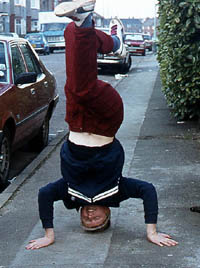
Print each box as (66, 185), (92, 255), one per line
(30, 115), (50, 152)
(120, 55), (132, 74)
(0, 128), (11, 185)
(142, 51), (146, 56)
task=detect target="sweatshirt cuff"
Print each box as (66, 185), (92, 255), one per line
(41, 219), (54, 229)
(145, 213), (158, 224)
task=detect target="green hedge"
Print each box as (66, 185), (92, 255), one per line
(157, 0), (200, 119)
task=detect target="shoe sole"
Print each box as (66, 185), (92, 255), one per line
(55, 0), (95, 17)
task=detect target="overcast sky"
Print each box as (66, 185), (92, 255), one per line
(95, 0), (157, 19)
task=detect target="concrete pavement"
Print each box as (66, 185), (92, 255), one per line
(1, 54), (200, 267)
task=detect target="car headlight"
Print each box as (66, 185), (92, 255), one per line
(140, 44), (144, 48)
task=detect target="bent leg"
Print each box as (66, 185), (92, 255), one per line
(64, 22), (114, 98)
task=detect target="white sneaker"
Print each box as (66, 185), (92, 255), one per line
(55, 0), (96, 26)
(109, 17), (126, 58)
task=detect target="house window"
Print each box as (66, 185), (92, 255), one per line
(31, 20), (39, 31)
(31, 0), (39, 8)
(15, 18), (21, 35)
(15, 0), (25, 6)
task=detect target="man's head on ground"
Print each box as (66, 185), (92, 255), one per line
(80, 205), (111, 232)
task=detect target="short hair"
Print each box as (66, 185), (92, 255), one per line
(81, 208), (111, 232)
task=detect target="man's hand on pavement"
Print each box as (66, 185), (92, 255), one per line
(146, 223), (178, 247)
(25, 228), (55, 250)
(147, 232), (178, 247)
(25, 236), (54, 250)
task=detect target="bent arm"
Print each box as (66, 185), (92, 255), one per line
(120, 177), (158, 224)
(120, 177), (178, 247)
(26, 178), (68, 250)
(38, 178), (67, 228)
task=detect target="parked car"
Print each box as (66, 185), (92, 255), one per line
(25, 32), (50, 55)
(124, 33), (146, 56)
(0, 32), (19, 38)
(142, 34), (153, 51)
(40, 21), (69, 53)
(0, 36), (59, 185)
(96, 28), (132, 74)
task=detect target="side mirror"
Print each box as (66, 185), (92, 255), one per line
(15, 72), (37, 85)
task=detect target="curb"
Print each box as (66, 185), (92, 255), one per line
(0, 131), (67, 209)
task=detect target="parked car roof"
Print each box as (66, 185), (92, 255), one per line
(0, 32), (19, 38)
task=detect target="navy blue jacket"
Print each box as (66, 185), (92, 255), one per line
(38, 177), (158, 229)
(38, 139), (158, 229)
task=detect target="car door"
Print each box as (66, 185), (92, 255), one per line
(19, 43), (50, 130)
(10, 43), (38, 144)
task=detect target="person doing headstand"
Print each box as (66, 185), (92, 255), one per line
(26, 0), (178, 250)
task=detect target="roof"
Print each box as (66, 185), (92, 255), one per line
(0, 36), (26, 42)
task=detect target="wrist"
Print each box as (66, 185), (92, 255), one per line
(146, 224), (157, 236)
(45, 228), (55, 240)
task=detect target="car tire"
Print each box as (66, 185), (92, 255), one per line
(142, 51), (146, 56)
(0, 127), (11, 186)
(30, 115), (50, 152)
(120, 55), (132, 74)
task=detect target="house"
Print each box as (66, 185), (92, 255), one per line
(142, 17), (154, 36)
(99, 18), (143, 33)
(0, 0), (40, 35)
(142, 17), (159, 37)
(121, 18), (143, 33)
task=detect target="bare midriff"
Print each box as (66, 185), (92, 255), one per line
(69, 131), (114, 147)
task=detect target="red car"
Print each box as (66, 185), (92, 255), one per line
(0, 36), (59, 185)
(124, 33), (146, 56)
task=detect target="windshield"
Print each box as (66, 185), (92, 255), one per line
(143, 35), (151, 40)
(26, 34), (42, 41)
(41, 23), (68, 32)
(125, 34), (144, 41)
(0, 42), (8, 83)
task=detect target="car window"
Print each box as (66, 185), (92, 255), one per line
(125, 34), (143, 41)
(26, 34), (42, 41)
(41, 23), (67, 31)
(143, 35), (151, 40)
(0, 42), (8, 82)
(11, 44), (26, 83)
(19, 43), (42, 75)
